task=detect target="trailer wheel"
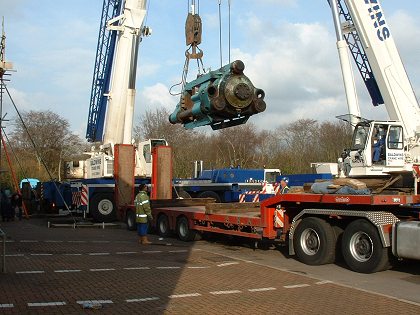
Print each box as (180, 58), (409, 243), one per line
(342, 219), (390, 273)
(90, 193), (116, 223)
(198, 191), (221, 203)
(177, 190), (191, 199)
(126, 210), (136, 231)
(157, 214), (170, 237)
(176, 216), (199, 242)
(293, 217), (336, 265)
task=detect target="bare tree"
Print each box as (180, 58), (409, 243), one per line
(135, 107), (353, 177)
(134, 108), (208, 177)
(9, 110), (86, 181)
(209, 123), (267, 169)
(274, 119), (352, 174)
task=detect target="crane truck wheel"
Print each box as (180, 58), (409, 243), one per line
(126, 210), (136, 231)
(176, 216), (200, 242)
(176, 190), (191, 199)
(198, 191), (221, 203)
(157, 214), (171, 237)
(90, 193), (116, 223)
(293, 217), (336, 265)
(341, 219), (391, 273)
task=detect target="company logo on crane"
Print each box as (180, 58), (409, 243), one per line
(364, 0), (390, 41)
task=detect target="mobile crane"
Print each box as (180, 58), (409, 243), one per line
(116, 0), (420, 274)
(59, 0), (168, 222)
(330, 0), (420, 178)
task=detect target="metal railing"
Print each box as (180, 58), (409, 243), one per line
(0, 227), (5, 273)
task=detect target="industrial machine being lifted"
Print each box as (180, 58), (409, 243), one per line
(169, 60), (266, 130)
(169, 2), (266, 130)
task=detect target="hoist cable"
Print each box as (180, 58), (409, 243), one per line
(218, 0), (223, 68)
(1, 127), (32, 194)
(3, 83), (76, 223)
(144, 0), (152, 28)
(1, 127), (31, 218)
(228, 0), (231, 64)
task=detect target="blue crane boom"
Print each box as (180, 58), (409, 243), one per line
(333, 0), (384, 106)
(86, 0), (123, 142)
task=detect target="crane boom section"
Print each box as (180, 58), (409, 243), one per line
(345, 0), (420, 138)
(86, 0), (123, 142)
(103, 0), (147, 145)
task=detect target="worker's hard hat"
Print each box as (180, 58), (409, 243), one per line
(281, 177), (289, 184)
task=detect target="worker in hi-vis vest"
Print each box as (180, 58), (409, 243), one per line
(134, 184), (153, 245)
(279, 177), (290, 194)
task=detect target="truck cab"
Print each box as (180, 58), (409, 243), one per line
(65, 139), (167, 179)
(346, 120), (407, 176)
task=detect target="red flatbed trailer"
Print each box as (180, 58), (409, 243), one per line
(151, 205), (264, 240)
(121, 192), (420, 273)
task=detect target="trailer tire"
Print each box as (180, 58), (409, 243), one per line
(157, 214), (171, 237)
(342, 219), (390, 273)
(176, 216), (199, 242)
(126, 210), (136, 231)
(90, 193), (116, 223)
(177, 190), (191, 199)
(198, 191), (221, 203)
(293, 217), (336, 265)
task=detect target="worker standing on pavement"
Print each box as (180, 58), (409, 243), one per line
(279, 177), (290, 194)
(135, 184), (153, 245)
(11, 192), (23, 221)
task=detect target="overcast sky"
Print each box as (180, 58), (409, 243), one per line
(2, 0), (420, 139)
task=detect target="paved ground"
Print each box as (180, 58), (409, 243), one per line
(0, 218), (419, 314)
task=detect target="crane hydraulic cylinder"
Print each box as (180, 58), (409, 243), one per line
(169, 60), (266, 130)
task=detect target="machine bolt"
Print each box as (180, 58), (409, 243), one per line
(231, 60), (245, 74)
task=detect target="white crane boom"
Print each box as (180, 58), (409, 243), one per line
(103, 0), (147, 145)
(345, 0), (420, 138)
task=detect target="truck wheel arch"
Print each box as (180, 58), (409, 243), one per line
(289, 209), (398, 255)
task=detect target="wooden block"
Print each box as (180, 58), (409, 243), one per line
(289, 187), (305, 193)
(303, 183), (313, 192)
(151, 198), (215, 208)
(205, 202), (260, 214)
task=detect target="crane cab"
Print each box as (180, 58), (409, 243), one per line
(135, 139), (168, 177)
(343, 120), (408, 177)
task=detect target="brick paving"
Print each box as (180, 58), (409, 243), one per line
(0, 218), (419, 314)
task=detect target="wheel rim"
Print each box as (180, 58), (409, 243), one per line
(159, 217), (168, 234)
(349, 231), (373, 262)
(127, 213), (134, 227)
(97, 199), (113, 216)
(300, 228), (320, 256)
(179, 221), (188, 237)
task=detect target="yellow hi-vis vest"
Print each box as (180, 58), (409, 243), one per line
(134, 191), (152, 223)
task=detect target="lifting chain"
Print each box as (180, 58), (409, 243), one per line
(170, 2), (206, 97)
